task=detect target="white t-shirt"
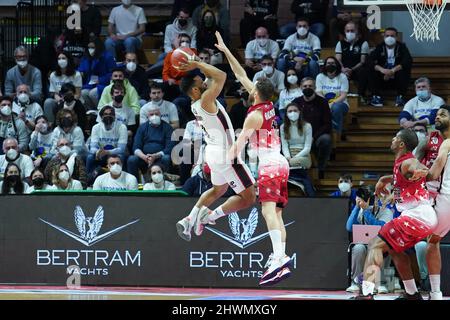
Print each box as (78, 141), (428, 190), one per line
(27, 184), (53, 193)
(96, 106), (136, 127)
(0, 154), (34, 180)
(29, 131), (54, 158)
(49, 71), (83, 93)
(183, 120), (204, 143)
(402, 94), (446, 122)
(49, 179), (83, 190)
(279, 87), (303, 110)
(283, 32), (321, 57)
(93, 172), (138, 191)
(90, 121), (128, 150)
(143, 180), (176, 191)
(12, 101), (43, 126)
(245, 39), (280, 61)
(315, 73), (349, 105)
(0, 181), (30, 194)
(253, 69), (286, 92)
(387, 47), (395, 67)
(140, 101), (179, 125)
(108, 4), (147, 38)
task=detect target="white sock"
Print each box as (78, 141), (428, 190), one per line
(362, 281), (375, 296)
(269, 230), (283, 259)
(430, 274), (441, 293)
(209, 206), (225, 222)
(403, 279), (418, 295)
(187, 206), (200, 227)
(282, 242), (286, 257)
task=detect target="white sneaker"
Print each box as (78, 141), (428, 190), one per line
(176, 217), (191, 241)
(430, 291), (443, 300)
(265, 253), (291, 269)
(377, 285), (389, 294)
(346, 283), (360, 293)
(394, 277), (404, 293)
(264, 253), (274, 268)
(260, 256), (283, 282)
(194, 206), (211, 236)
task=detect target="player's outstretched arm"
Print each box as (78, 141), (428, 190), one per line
(228, 110), (263, 161)
(428, 139), (450, 180)
(402, 158), (429, 181)
(214, 31), (255, 94)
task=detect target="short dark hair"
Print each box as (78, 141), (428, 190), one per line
(255, 77), (274, 101)
(339, 173), (353, 182)
(180, 74), (198, 96)
(296, 16), (310, 25)
(150, 82), (164, 91)
(198, 49), (211, 57)
(260, 54), (273, 62)
(179, 7), (190, 16)
(178, 33), (191, 42)
(413, 122), (427, 132)
(150, 163), (165, 173)
(398, 129), (418, 152)
(106, 154), (122, 164)
(35, 115), (48, 123)
(111, 67), (125, 74)
(60, 82), (76, 95)
(439, 104), (450, 115)
(322, 56), (342, 75)
(385, 27), (398, 34)
(99, 105), (115, 117)
(0, 96), (13, 104)
(111, 82), (126, 95)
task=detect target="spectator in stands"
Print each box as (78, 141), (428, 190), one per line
(335, 21), (369, 103)
(79, 38), (117, 110)
(316, 56), (349, 137)
(244, 27), (280, 79)
(345, 186), (394, 294)
(73, 0), (102, 46)
(193, 0), (230, 45)
(229, 86), (250, 130)
(122, 52), (149, 107)
(277, 17), (321, 78)
(127, 105), (175, 179)
(87, 106), (128, 175)
(369, 27), (413, 108)
(49, 163), (83, 190)
(105, 0), (147, 60)
(0, 163), (29, 195)
(93, 154), (137, 191)
(292, 77), (332, 178)
(60, 27), (86, 65)
(29, 115), (54, 169)
(5, 46), (43, 104)
(198, 50), (211, 64)
(197, 9), (226, 65)
(399, 77), (445, 129)
(27, 168), (52, 192)
(165, 8), (198, 54)
(280, 103), (315, 196)
(330, 173), (357, 208)
(0, 97), (29, 153)
(12, 84), (43, 134)
(44, 52), (82, 124)
(171, 0), (204, 19)
(0, 138), (34, 181)
(140, 83), (179, 129)
(143, 164), (176, 191)
(279, 0), (328, 39)
(240, 0), (279, 46)
(54, 83), (88, 134)
(253, 55), (285, 95)
(50, 109), (86, 156)
(412, 123), (428, 157)
(328, 4), (367, 44)
(178, 118), (205, 185)
(45, 137), (87, 189)
(98, 68), (140, 115)
(278, 69), (302, 118)
(182, 161), (211, 196)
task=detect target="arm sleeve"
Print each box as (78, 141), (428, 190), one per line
(363, 209), (391, 226)
(346, 205), (360, 232)
(295, 123), (312, 158)
(16, 120), (30, 152)
(244, 42), (253, 59)
(279, 124), (291, 157)
(89, 126), (99, 154)
(4, 70), (14, 96)
(72, 127), (86, 154)
(162, 125), (175, 155)
(31, 68), (43, 102)
(29, 131), (38, 151)
(163, 25), (173, 53)
(168, 103), (179, 122)
(23, 156), (34, 178)
(335, 41), (342, 54)
(132, 125), (144, 153)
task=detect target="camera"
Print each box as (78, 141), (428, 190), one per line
(356, 186), (374, 203)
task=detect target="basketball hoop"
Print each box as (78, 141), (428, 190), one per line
(405, 0), (447, 41)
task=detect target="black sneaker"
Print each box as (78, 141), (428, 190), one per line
(395, 292), (423, 300)
(349, 293), (374, 300)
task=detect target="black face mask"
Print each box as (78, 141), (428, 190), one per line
(64, 94), (75, 103)
(204, 17), (214, 28)
(325, 64), (337, 74)
(103, 115), (114, 126)
(61, 117), (73, 128)
(302, 88), (315, 98)
(32, 177), (45, 188)
(178, 19), (188, 27)
(6, 175), (20, 185)
(114, 95), (124, 103)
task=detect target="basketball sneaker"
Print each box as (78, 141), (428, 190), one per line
(264, 253), (292, 269)
(176, 217), (192, 242)
(429, 291), (443, 300)
(395, 292), (423, 300)
(194, 206), (213, 236)
(259, 267), (291, 286)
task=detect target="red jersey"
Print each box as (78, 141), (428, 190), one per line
(247, 101), (279, 151)
(421, 131), (443, 168)
(393, 152), (430, 211)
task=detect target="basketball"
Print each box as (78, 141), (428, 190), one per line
(171, 47), (196, 69)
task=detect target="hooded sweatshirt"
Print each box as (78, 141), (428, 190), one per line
(164, 18), (198, 53)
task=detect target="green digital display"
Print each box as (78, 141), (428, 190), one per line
(23, 36), (40, 45)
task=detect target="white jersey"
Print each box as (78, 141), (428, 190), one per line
(439, 152), (450, 195)
(191, 99), (235, 150)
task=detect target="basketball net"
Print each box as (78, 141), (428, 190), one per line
(405, 0), (447, 41)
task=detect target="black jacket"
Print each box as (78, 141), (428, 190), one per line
(369, 41), (413, 72)
(125, 65), (150, 100)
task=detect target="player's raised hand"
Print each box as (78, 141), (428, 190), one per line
(176, 56), (199, 72)
(214, 31), (227, 52)
(409, 168), (429, 181)
(375, 181), (389, 197)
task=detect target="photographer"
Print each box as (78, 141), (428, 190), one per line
(345, 185), (394, 294)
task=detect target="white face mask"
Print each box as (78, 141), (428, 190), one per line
(16, 60), (28, 69)
(338, 182), (351, 193)
(345, 32), (356, 42)
(18, 93), (29, 104)
(1, 105), (12, 116)
(39, 123), (48, 133)
(149, 115), (161, 126)
(152, 173), (164, 184)
(287, 75), (298, 85)
(88, 48), (96, 56)
(59, 145), (72, 157)
(109, 163), (122, 176)
(297, 27), (308, 37)
(180, 41), (190, 48)
(287, 111), (299, 122)
(58, 170), (70, 182)
(126, 62), (137, 72)
(6, 148), (18, 160)
(262, 65), (273, 75)
(384, 36), (396, 46)
(257, 38), (268, 46)
(58, 58), (68, 69)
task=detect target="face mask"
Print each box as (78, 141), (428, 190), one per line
(152, 173), (164, 184)
(39, 123), (48, 133)
(6, 149), (18, 160)
(325, 64), (337, 74)
(345, 32), (356, 42)
(32, 177), (44, 188)
(58, 59), (68, 69)
(204, 16), (214, 28)
(287, 111), (300, 122)
(58, 170), (70, 182)
(302, 87), (315, 98)
(384, 36), (396, 46)
(297, 27), (308, 37)
(257, 38), (268, 46)
(6, 175), (20, 184)
(338, 182), (351, 193)
(262, 65), (273, 75)
(149, 115), (161, 126)
(103, 115), (115, 126)
(16, 60), (28, 68)
(416, 90), (430, 101)
(61, 117), (73, 128)
(63, 94), (75, 104)
(178, 19), (188, 27)
(122, 0), (131, 6)
(59, 145), (72, 157)
(88, 48), (95, 56)
(287, 75), (298, 85)
(114, 95), (124, 103)
(126, 62), (136, 72)
(109, 164), (122, 176)
(18, 93), (29, 104)
(180, 41), (190, 48)
(1, 106), (12, 116)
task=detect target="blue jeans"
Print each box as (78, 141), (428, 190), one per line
(105, 36), (142, 60)
(331, 102), (349, 133)
(276, 56), (320, 78)
(127, 154), (172, 179)
(289, 169), (315, 197)
(279, 22), (326, 39)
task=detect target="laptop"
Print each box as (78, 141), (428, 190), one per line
(352, 225), (381, 244)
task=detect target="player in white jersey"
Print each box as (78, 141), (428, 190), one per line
(175, 54), (256, 242)
(424, 105), (450, 300)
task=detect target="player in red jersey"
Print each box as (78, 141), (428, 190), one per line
(352, 129), (437, 300)
(202, 31), (291, 286)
